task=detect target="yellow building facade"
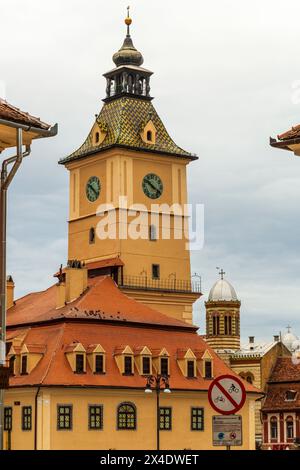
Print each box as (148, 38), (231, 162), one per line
(3, 14), (261, 450)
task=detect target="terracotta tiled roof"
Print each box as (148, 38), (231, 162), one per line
(24, 344), (46, 354)
(7, 276), (195, 330)
(262, 384), (300, 411)
(268, 357), (300, 383)
(86, 257), (124, 270)
(60, 96), (193, 164)
(0, 98), (50, 130)
(7, 321), (260, 392)
(278, 124), (300, 141)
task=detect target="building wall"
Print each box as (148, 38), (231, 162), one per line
(4, 387), (257, 450)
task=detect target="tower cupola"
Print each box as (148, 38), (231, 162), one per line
(104, 8), (153, 102)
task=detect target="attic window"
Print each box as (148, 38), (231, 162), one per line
(147, 130), (153, 142)
(75, 354), (85, 374)
(21, 355), (28, 375)
(204, 360), (212, 379)
(142, 356), (151, 375)
(187, 360), (196, 378)
(160, 357), (169, 377)
(285, 390), (297, 402)
(95, 354), (104, 374)
(124, 356), (133, 376)
(95, 132), (100, 144)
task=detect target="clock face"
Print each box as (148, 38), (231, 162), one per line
(86, 176), (101, 202)
(142, 173), (164, 199)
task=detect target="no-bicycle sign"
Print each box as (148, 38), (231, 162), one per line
(208, 374), (246, 415)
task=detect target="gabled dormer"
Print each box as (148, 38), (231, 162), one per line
(177, 348), (197, 378)
(114, 345), (134, 376)
(65, 342), (86, 374)
(87, 344), (106, 374)
(134, 346), (152, 375)
(152, 348), (170, 376)
(19, 344), (46, 375)
(140, 119), (156, 145)
(199, 349), (214, 379)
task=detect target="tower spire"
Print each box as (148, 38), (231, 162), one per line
(216, 267), (226, 280)
(125, 6), (132, 36)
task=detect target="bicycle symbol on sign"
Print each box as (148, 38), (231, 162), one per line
(228, 383), (240, 394)
(214, 395), (225, 403)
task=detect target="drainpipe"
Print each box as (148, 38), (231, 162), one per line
(0, 128), (31, 451)
(34, 386), (41, 450)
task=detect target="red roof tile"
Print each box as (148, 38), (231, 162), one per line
(0, 98), (50, 130)
(278, 124), (300, 141)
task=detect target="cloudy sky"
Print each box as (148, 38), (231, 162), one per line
(1, 0), (300, 342)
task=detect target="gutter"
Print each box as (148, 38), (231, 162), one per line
(0, 118), (58, 138)
(269, 136), (300, 150)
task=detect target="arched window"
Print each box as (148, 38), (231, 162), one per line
(212, 315), (220, 335)
(270, 417), (278, 440)
(246, 373), (254, 384)
(224, 315), (232, 335)
(117, 403), (136, 430)
(147, 130), (153, 142)
(286, 416), (294, 439)
(89, 227), (95, 244)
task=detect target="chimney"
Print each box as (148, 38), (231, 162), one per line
(274, 335), (279, 342)
(6, 275), (15, 309)
(56, 261), (88, 309)
(249, 336), (255, 344)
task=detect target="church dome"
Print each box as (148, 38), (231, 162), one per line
(282, 328), (299, 351)
(208, 279), (238, 302)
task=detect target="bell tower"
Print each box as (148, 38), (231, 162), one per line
(59, 10), (201, 324)
(205, 270), (241, 352)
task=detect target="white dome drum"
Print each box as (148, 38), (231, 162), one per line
(208, 279), (238, 302)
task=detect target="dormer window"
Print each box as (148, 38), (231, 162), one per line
(75, 354), (85, 374)
(21, 355), (28, 375)
(204, 360), (212, 379)
(142, 357), (151, 375)
(285, 390), (297, 402)
(95, 354), (104, 374)
(9, 356), (15, 377)
(147, 130), (153, 142)
(124, 356), (133, 376)
(187, 360), (196, 378)
(95, 132), (100, 144)
(160, 357), (169, 377)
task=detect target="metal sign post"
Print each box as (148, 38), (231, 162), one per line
(208, 375), (246, 450)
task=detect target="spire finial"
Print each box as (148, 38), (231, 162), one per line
(216, 267), (226, 280)
(287, 325), (292, 333)
(125, 5), (132, 36)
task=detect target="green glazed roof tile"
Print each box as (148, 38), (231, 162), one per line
(60, 97), (193, 164)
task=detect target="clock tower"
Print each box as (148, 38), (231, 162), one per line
(59, 12), (201, 323)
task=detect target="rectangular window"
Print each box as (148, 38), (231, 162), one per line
(21, 355), (28, 375)
(149, 225), (157, 241)
(4, 407), (12, 431)
(89, 405), (103, 430)
(57, 405), (72, 430)
(160, 357), (169, 376)
(187, 360), (195, 378)
(204, 361), (212, 379)
(75, 354), (85, 374)
(142, 357), (151, 375)
(159, 407), (172, 430)
(124, 356), (133, 375)
(152, 264), (160, 280)
(191, 408), (204, 431)
(22, 406), (32, 431)
(9, 357), (15, 376)
(95, 355), (104, 374)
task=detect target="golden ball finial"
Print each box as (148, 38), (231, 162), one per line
(125, 17), (132, 26)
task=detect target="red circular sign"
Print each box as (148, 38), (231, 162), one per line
(208, 374), (246, 415)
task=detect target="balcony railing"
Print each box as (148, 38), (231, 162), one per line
(120, 275), (202, 294)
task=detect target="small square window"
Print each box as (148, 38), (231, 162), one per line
(152, 264), (160, 280)
(89, 405), (103, 430)
(191, 408), (204, 431)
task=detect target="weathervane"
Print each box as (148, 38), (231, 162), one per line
(125, 5), (132, 36)
(216, 267), (226, 280)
